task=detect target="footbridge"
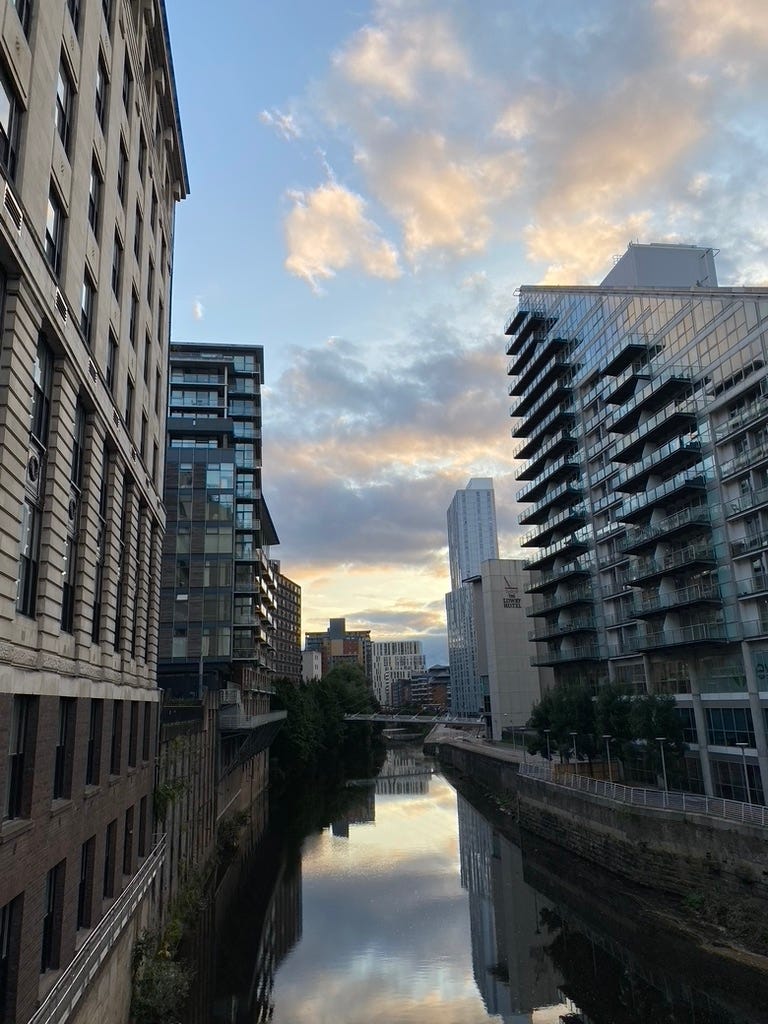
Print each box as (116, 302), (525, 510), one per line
(344, 711), (485, 728)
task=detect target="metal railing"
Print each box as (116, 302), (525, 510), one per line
(219, 708), (287, 731)
(29, 837), (167, 1024)
(518, 762), (768, 827)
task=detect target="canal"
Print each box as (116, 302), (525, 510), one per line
(185, 745), (768, 1023)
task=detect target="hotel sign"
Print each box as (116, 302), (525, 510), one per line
(502, 576), (521, 609)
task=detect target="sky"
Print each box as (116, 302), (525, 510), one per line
(164, 0), (768, 666)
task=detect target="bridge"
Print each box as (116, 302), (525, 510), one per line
(344, 712), (485, 727)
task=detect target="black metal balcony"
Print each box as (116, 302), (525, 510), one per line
(603, 337), (653, 377)
(605, 368), (693, 435)
(518, 480), (583, 525)
(510, 374), (572, 425)
(730, 529), (768, 559)
(504, 312), (555, 355)
(524, 560), (592, 593)
(614, 438), (702, 494)
(523, 532), (591, 572)
(516, 454), (581, 503)
(629, 622), (730, 653)
(602, 364), (652, 405)
(626, 542), (717, 586)
(525, 584), (594, 617)
(520, 505), (587, 548)
(510, 351), (571, 402)
(530, 642), (602, 666)
(512, 402), (576, 444)
(528, 617), (597, 642)
(632, 581), (722, 618)
(620, 504), (711, 554)
(609, 403), (698, 463)
(516, 430), (577, 481)
(507, 335), (569, 381)
(617, 471), (707, 523)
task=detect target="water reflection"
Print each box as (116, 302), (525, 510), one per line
(190, 748), (768, 1024)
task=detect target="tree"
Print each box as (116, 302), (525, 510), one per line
(527, 683), (596, 762)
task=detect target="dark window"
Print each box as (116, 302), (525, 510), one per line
(88, 158), (102, 234)
(706, 706), (756, 747)
(80, 271), (95, 345)
(155, 368), (162, 415)
(139, 412), (147, 460)
(45, 189), (65, 276)
(94, 55), (108, 131)
(55, 61), (74, 156)
(150, 189), (157, 231)
(128, 702), (138, 767)
(31, 335), (53, 444)
(60, 536), (77, 634)
(122, 805), (134, 874)
(40, 861), (64, 973)
(152, 441), (159, 485)
(137, 795), (147, 857)
(121, 56), (132, 110)
(71, 401), (85, 488)
(109, 700), (123, 775)
(66, 0), (80, 34)
(0, 65), (22, 180)
(117, 140), (127, 206)
(138, 128), (146, 182)
(142, 702), (152, 761)
(143, 335), (151, 384)
(4, 696), (33, 820)
(16, 500), (41, 618)
(77, 838), (95, 929)
(85, 699), (102, 786)
(102, 0), (113, 27)
(157, 297), (164, 347)
(125, 377), (134, 430)
(10, 0), (31, 36)
(52, 698), (75, 800)
(92, 451), (109, 643)
(103, 820), (116, 898)
(0, 895), (22, 1023)
(133, 203), (142, 260)
(129, 288), (138, 345)
(105, 331), (117, 393)
(146, 257), (154, 306)
(111, 229), (122, 296)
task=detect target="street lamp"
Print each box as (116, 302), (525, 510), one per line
(543, 729), (552, 761)
(656, 737), (668, 792)
(602, 734), (613, 783)
(736, 742), (752, 805)
(570, 731), (578, 766)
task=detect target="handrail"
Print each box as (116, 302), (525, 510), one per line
(518, 762), (768, 827)
(29, 837), (167, 1024)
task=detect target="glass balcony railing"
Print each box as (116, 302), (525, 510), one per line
(516, 454), (581, 503)
(730, 530), (768, 558)
(518, 479), (583, 526)
(629, 622), (731, 651)
(632, 581), (721, 616)
(609, 400), (698, 463)
(736, 573), (768, 598)
(515, 429), (577, 481)
(713, 391), (768, 442)
(617, 470), (707, 521)
(725, 484), (768, 519)
(523, 530), (591, 571)
(626, 541), (716, 584)
(512, 401), (575, 446)
(520, 505), (587, 548)
(620, 504), (711, 553)
(605, 366), (693, 435)
(524, 559), (592, 593)
(511, 376), (573, 431)
(526, 584), (594, 617)
(614, 438), (702, 494)
(720, 439), (768, 479)
(528, 617), (597, 642)
(530, 643), (602, 666)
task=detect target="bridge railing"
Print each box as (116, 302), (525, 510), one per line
(518, 762), (768, 828)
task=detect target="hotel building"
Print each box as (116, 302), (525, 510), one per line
(506, 242), (768, 802)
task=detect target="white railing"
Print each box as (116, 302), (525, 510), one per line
(29, 836), (167, 1024)
(518, 762), (768, 827)
(219, 708), (286, 731)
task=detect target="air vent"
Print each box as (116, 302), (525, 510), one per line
(54, 289), (68, 323)
(87, 360), (98, 383)
(3, 184), (22, 233)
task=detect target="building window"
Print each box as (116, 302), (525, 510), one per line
(40, 862), (64, 973)
(129, 287), (139, 345)
(138, 128), (146, 182)
(0, 66), (21, 180)
(80, 270), (95, 345)
(155, 368), (162, 415)
(85, 699), (102, 786)
(122, 805), (134, 874)
(157, 298), (164, 347)
(705, 706), (756, 747)
(92, 450), (110, 643)
(127, 702), (138, 769)
(138, 796), (147, 857)
(88, 158), (102, 234)
(4, 696), (34, 820)
(143, 334), (151, 384)
(66, 0), (80, 34)
(172, 625), (187, 658)
(0, 895), (22, 1023)
(45, 189), (65, 276)
(133, 202), (142, 261)
(152, 441), (159, 485)
(77, 838), (95, 930)
(16, 501), (41, 618)
(117, 139), (128, 205)
(111, 229), (122, 296)
(109, 701), (123, 775)
(122, 56), (132, 111)
(10, 0), (31, 36)
(55, 61), (74, 156)
(52, 698), (75, 800)
(106, 330), (117, 394)
(103, 820), (116, 898)
(125, 377), (134, 430)
(150, 188), (157, 231)
(146, 257), (154, 306)
(142, 702), (151, 762)
(61, 535), (77, 634)
(94, 55), (108, 131)
(139, 412), (147, 460)
(102, 0), (113, 27)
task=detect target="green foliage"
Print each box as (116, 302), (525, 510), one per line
(527, 683), (598, 761)
(216, 810), (249, 859)
(131, 930), (191, 1024)
(153, 779), (187, 822)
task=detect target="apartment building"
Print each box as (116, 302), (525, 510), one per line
(0, 2), (187, 1021)
(506, 242), (768, 802)
(369, 640), (426, 708)
(305, 617), (372, 679)
(272, 560), (302, 684)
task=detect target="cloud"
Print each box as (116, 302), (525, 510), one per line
(283, 182), (401, 290)
(523, 211), (654, 284)
(260, 107), (301, 140)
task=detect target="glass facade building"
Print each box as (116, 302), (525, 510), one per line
(506, 243), (768, 802)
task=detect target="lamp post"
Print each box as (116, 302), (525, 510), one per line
(602, 734), (613, 783)
(736, 742), (752, 805)
(518, 727), (528, 763)
(656, 737), (668, 792)
(544, 729), (552, 761)
(570, 731), (578, 766)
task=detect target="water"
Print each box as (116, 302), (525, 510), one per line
(189, 745), (768, 1023)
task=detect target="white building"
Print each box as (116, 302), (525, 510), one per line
(370, 640), (426, 707)
(446, 478), (499, 715)
(302, 649), (322, 681)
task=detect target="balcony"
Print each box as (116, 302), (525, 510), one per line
(617, 471), (707, 523)
(523, 531), (591, 571)
(620, 504), (711, 554)
(605, 367), (693, 435)
(518, 479), (583, 525)
(524, 559), (591, 593)
(511, 377), (573, 433)
(602, 337), (654, 377)
(730, 529), (768, 559)
(526, 584), (594, 617)
(725, 484), (768, 519)
(512, 401), (576, 445)
(528, 617), (597, 642)
(219, 708), (287, 732)
(742, 618), (768, 639)
(516, 453), (581, 503)
(632, 581), (722, 617)
(520, 505), (587, 548)
(736, 573), (768, 598)
(509, 352), (571, 403)
(626, 541), (717, 585)
(530, 643), (602, 666)
(720, 439), (768, 480)
(614, 438), (702, 494)
(600, 572), (633, 599)
(516, 429), (577, 480)
(219, 688), (240, 705)
(602, 363), (652, 405)
(629, 622), (730, 652)
(713, 390), (768, 442)
(609, 403), (698, 463)
(504, 311), (553, 354)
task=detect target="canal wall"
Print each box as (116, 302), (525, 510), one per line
(431, 739), (768, 904)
